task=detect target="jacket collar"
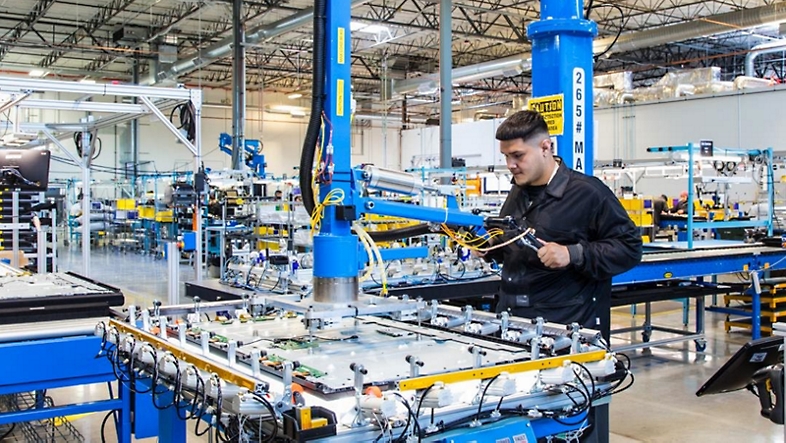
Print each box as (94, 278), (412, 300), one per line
(510, 156), (570, 199)
(545, 157), (570, 199)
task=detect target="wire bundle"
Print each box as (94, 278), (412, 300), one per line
(310, 188), (345, 236)
(354, 222), (388, 295)
(440, 224), (506, 253)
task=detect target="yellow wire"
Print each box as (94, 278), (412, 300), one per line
(355, 223), (387, 296)
(310, 189), (345, 236)
(440, 224), (521, 253)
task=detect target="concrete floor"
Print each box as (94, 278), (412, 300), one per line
(5, 246), (783, 442)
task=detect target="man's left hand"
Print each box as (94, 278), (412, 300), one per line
(536, 239), (570, 268)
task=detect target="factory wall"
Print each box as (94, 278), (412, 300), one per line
(594, 85), (786, 202)
(401, 85), (786, 206)
(17, 86), (400, 194)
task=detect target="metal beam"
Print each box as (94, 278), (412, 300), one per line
(232, 0), (245, 170)
(38, 0), (137, 69)
(19, 99), (148, 114)
(0, 0), (57, 62)
(0, 76), (197, 101)
(138, 96), (197, 157)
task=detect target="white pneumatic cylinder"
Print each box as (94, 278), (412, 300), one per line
(583, 355), (617, 378)
(363, 165), (423, 195)
(419, 382), (454, 409)
(360, 395), (397, 417)
(539, 365), (575, 385)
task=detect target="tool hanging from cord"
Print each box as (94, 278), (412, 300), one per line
(73, 131), (102, 161)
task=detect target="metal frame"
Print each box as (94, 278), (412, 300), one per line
(613, 246), (786, 344)
(0, 76), (204, 281)
(0, 332), (131, 443)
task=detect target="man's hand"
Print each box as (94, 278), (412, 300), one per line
(536, 239), (570, 268)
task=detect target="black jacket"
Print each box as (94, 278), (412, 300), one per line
(486, 160), (642, 335)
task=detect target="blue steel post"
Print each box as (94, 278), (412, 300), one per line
(527, 0), (597, 175)
(312, 1), (359, 303)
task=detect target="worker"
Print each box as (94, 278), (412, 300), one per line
(652, 194), (668, 230)
(670, 190), (689, 214)
(69, 193), (83, 217)
(273, 190), (283, 201)
(479, 110), (642, 339)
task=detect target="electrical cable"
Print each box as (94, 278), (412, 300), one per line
(591, 3), (625, 61)
(299, 0), (326, 215)
(249, 392), (279, 443)
(0, 424), (15, 440)
(169, 102), (196, 144)
(476, 374), (501, 422)
(100, 410), (114, 443)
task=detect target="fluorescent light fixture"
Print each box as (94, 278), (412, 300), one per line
(289, 109), (306, 117)
(28, 69), (48, 78)
(287, 92), (303, 99)
(79, 78), (96, 84)
(350, 21), (389, 34)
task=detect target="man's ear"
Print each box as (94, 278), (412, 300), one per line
(541, 137), (552, 154)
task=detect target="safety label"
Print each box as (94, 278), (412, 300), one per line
(528, 94), (564, 136)
(337, 79), (345, 116)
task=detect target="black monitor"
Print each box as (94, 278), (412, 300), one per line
(0, 149), (51, 191)
(696, 336), (784, 396)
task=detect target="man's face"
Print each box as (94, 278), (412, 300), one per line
(500, 137), (552, 187)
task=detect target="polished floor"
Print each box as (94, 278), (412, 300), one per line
(7, 246), (784, 442)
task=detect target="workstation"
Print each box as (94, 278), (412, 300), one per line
(1, 0), (786, 442)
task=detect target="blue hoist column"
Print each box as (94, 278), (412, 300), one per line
(312, 1), (359, 303)
(528, 0), (597, 175)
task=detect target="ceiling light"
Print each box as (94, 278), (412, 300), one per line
(288, 92), (303, 100)
(350, 21), (389, 34)
(28, 69), (48, 78)
(289, 109), (306, 117)
(79, 78), (96, 84)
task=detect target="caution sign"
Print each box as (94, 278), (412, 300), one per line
(528, 94), (564, 136)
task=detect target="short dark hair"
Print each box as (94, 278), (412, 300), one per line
(495, 110), (550, 143)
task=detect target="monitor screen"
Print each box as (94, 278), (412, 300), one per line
(0, 149), (51, 191)
(696, 336), (784, 397)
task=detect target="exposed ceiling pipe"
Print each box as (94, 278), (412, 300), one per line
(745, 39), (786, 76)
(393, 3), (786, 96)
(593, 3), (786, 56)
(144, 0), (371, 85)
(393, 54), (532, 95)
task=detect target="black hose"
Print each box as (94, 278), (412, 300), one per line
(299, 0), (327, 216)
(296, 0), (454, 244)
(365, 224), (434, 242)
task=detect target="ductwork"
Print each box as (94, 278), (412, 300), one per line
(594, 3), (786, 56)
(393, 3), (786, 96)
(745, 39), (786, 77)
(144, 0), (371, 85)
(393, 54), (533, 95)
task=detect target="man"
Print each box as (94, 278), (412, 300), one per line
(652, 194), (668, 231)
(670, 191), (689, 214)
(482, 110), (642, 339)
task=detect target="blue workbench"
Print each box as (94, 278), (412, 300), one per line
(0, 318), (131, 443)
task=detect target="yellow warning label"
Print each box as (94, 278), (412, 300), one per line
(528, 94), (564, 136)
(337, 79), (345, 116)
(338, 28), (345, 64)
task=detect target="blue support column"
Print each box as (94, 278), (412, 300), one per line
(312, 0), (359, 303)
(527, 0), (597, 175)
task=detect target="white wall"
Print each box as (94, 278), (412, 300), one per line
(595, 85), (786, 199)
(400, 119), (505, 170)
(7, 85), (402, 190)
(401, 86), (786, 202)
